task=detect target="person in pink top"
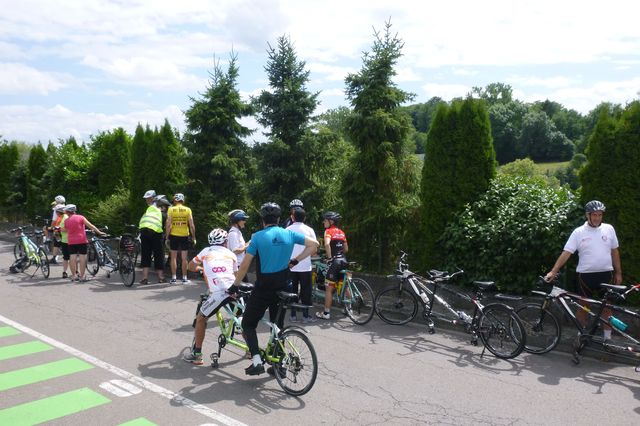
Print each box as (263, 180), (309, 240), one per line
(61, 204), (105, 282)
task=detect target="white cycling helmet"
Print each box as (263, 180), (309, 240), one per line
(208, 228), (228, 246)
(174, 193), (185, 202)
(64, 204), (77, 213)
(54, 195), (66, 204)
(142, 190), (156, 199)
(289, 199), (304, 208)
(55, 204), (65, 213)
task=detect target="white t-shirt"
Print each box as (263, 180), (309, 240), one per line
(227, 226), (246, 265)
(193, 245), (238, 293)
(286, 222), (316, 272)
(563, 222), (619, 273)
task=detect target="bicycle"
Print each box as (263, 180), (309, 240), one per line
(123, 224), (141, 266)
(374, 251), (526, 359)
(9, 226), (50, 279)
(516, 277), (640, 368)
(86, 228), (135, 287)
(194, 283), (318, 396)
(311, 257), (375, 325)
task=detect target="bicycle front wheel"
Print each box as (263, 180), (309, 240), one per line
(343, 277), (375, 325)
(478, 303), (526, 359)
(515, 303), (561, 354)
(86, 243), (100, 276)
(375, 286), (419, 325)
(38, 248), (50, 279)
(273, 329), (318, 396)
(119, 253), (135, 287)
(14, 241), (25, 260)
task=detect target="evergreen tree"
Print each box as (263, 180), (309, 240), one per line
(26, 144), (48, 220)
(90, 128), (131, 198)
(129, 124), (149, 222)
(581, 101), (640, 281)
(183, 54), (253, 243)
(420, 97), (496, 268)
(0, 142), (20, 219)
(253, 35), (319, 205)
(341, 22), (420, 272)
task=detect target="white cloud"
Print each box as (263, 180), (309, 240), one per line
(506, 75), (576, 89)
(0, 63), (72, 95)
(421, 83), (470, 100)
(0, 103), (185, 143)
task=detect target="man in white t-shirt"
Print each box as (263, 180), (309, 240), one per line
(545, 200), (622, 339)
(183, 228), (238, 365)
(286, 207), (317, 322)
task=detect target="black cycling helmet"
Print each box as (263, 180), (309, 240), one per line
(323, 211), (341, 225)
(585, 200), (606, 213)
(228, 209), (249, 223)
(260, 202), (281, 218)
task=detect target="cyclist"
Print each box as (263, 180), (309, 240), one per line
(286, 207), (317, 322)
(545, 200), (622, 341)
(139, 190), (166, 285)
(62, 204), (105, 282)
(316, 211), (348, 320)
(56, 204), (71, 279)
(283, 199), (303, 228)
(227, 209), (250, 281)
(230, 202), (319, 376)
(183, 228), (238, 365)
(49, 204), (65, 266)
(166, 193), (196, 285)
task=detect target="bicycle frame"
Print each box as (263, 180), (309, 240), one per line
(311, 260), (352, 304)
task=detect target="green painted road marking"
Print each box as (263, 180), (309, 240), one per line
(0, 358), (93, 391)
(0, 341), (53, 361)
(0, 326), (20, 338)
(0, 387), (110, 425)
(119, 418), (158, 426)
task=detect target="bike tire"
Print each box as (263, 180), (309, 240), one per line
(344, 277), (375, 325)
(38, 248), (50, 279)
(515, 303), (561, 354)
(374, 285), (419, 325)
(86, 243), (100, 276)
(14, 241), (25, 260)
(273, 328), (318, 396)
(119, 252), (135, 287)
(478, 303), (526, 359)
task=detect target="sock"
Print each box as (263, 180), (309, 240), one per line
(172, 275), (176, 279)
(252, 354), (262, 366)
(183, 276), (188, 280)
(603, 329), (612, 340)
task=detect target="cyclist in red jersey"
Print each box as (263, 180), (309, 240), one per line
(316, 211), (348, 320)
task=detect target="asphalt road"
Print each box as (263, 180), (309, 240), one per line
(1, 240), (639, 425)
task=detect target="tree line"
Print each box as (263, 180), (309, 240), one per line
(1, 22), (638, 295)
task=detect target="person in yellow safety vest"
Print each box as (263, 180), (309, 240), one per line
(138, 190), (167, 285)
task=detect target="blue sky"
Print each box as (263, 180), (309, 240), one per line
(1, 0), (639, 144)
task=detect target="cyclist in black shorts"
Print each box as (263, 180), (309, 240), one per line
(546, 200), (622, 340)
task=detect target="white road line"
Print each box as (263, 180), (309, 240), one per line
(111, 379), (142, 395)
(100, 381), (134, 397)
(0, 314), (246, 426)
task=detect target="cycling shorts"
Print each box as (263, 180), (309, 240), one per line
(68, 243), (88, 255)
(169, 235), (190, 251)
(200, 291), (235, 318)
(577, 271), (613, 299)
(326, 256), (348, 283)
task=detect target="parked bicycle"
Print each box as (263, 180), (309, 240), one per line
(516, 277), (640, 368)
(374, 251), (526, 359)
(9, 226), (50, 278)
(311, 257), (375, 325)
(194, 283), (318, 396)
(85, 228), (135, 287)
(123, 224), (141, 266)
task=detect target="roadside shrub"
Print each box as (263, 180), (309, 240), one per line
(88, 186), (131, 236)
(441, 174), (581, 294)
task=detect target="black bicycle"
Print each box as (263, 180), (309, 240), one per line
(86, 228), (135, 287)
(375, 252), (526, 359)
(516, 277), (640, 369)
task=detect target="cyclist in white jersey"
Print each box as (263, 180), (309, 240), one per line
(183, 228), (238, 365)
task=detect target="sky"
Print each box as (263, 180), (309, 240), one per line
(1, 0), (639, 144)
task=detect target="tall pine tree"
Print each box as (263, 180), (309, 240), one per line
(341, 22), (420, 272)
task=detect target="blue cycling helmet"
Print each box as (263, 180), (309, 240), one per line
(229, 209), (249, 223)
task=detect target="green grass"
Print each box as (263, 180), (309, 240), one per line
(532, 161), (569, 175)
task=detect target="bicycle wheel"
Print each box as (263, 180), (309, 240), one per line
(119, 253), (135, 287)
(515, 303), (561, 354)
(374, 285), (419, 325)
(478, 303), (526, 359)
(86, 243), (100, 276)
(343, 277), (375, 325)
(38, 248), (50, 279)
(273, 328), (318, 396)
(14, 241), (25, 260)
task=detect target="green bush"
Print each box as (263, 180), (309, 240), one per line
(441, 174), (581, 294)
(88, 187), (131, 236)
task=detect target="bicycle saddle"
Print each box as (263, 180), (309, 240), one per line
(473, 281), (495, 291)
(277, 291), (300, 303)
(599, 283), (627, 292)
(239, 283), (254, 292)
